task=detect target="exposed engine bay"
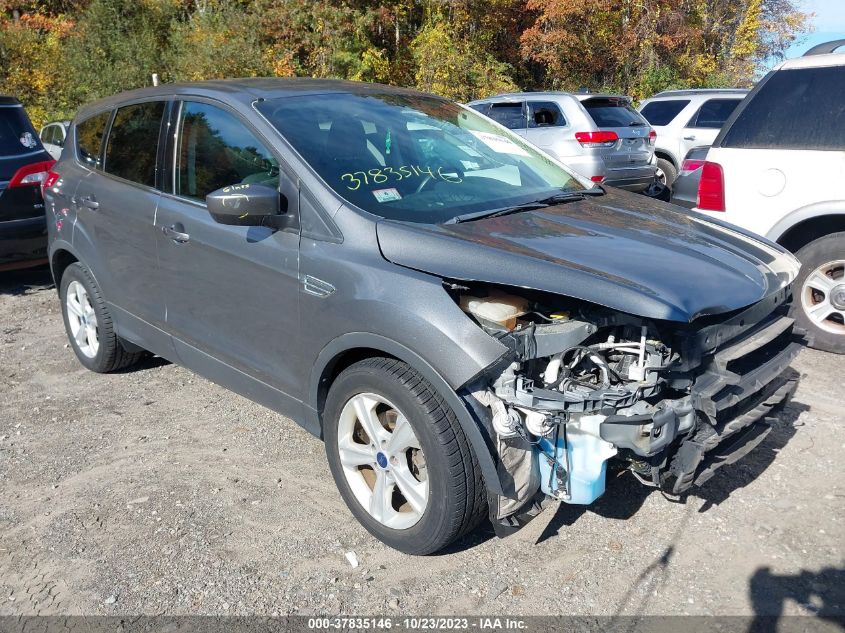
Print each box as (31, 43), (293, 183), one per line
(450, 282), (803, 534)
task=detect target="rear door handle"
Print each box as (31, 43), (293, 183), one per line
(162, 224), (190, 243)
(683, 135), (697, 141)
(73, 195), (99, 210)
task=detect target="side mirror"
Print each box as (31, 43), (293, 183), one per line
(206, 183), (291, 230)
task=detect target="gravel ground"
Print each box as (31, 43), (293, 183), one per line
(0, 267), (842, 620)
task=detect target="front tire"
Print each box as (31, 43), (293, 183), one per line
(60, 263), (146, 372)
(791, 232), (845, 354)
(324, 357), (486, 554)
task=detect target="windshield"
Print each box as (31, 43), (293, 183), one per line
(256, 92), (585, 224)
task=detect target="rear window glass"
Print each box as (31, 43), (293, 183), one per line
(76, 111), (111, 168)
(721, 67), (845, 150)
(487, 102), (525, 130)
(583, 100), (646, 127)
(528, 101), (567, 128)
(0, 104), (42, 156)
(104, 101), (165, 187)
(640, 100), (690, 126)
(688, 98), (742, 129)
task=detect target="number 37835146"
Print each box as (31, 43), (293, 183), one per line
(340, 165), (462, 190)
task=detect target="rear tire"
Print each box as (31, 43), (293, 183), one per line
(324, 357), (486, 554)
(790, 232), (845, 354)
(656, 157), (677, 187)
(60, 263), (146, 372)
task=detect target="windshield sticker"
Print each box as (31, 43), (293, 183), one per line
(19, 132), (37, 149)
(341, 165), (463, 191)
(372, 188), (402, 203)
(457, 144), (482, 157)
(468, 130), (529, 157)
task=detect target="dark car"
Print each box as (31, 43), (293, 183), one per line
(45, 79), (802, 554)
(0, 96), (55, 271)
(670, 145), (709, 208)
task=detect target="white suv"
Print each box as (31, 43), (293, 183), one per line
(697, 40), (845, 353)
(638, 89), (748, 186)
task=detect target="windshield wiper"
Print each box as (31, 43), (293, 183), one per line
(445, 190), (601, 224)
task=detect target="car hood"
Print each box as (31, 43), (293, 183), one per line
(376, 189), (800, 323)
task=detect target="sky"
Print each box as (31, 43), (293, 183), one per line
(783, 0), (845, 59)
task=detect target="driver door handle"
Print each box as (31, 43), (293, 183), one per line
(162, 224), (190, 244)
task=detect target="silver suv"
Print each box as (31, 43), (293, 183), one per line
(468, 92), (656, 192)
(638, 89), (748, 185)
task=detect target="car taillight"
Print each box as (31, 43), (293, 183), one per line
(9, 160), (56, 188)
(575, 131), (619, 148)
(648, 129), (656, 146)
(41, 170), (60, 197)
(697, 161), (725, 212)
(680, 158), (706, 174)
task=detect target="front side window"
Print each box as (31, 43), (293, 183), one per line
(76, 111), (111, 169)
(176, 101), (279, 201)
(256, 92), (584, 224)
(104, 101), (165, 187)
(688, 98), (742, 129)
(639, 100), (690, 126)
(721, 67), (845, 150)
(528, 102), (566, 128)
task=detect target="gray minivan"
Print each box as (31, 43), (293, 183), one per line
(45, 79), (802, 554)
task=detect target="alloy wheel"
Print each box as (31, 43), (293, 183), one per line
(336, 393), (429, 530)
(801, 259), (845, 335)
(65, 280), (99, 358)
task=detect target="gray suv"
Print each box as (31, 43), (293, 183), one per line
(46, 79), (802, 554)
(468, 93), (656, 192)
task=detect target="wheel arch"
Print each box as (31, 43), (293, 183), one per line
(308, 332), (505, 496)
(654, 149), (679, 169)
(769, 207), (845, 254)
(50, 246), (78, 290)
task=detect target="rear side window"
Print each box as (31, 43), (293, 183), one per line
(688, 98), (742, 129)
(721, 67), (845, 150)
(0, 104), (42, 156)
(528, 102), (567, 128)
(583, 99), (646, 127)
(176, 101), (279, 201)
(640, 100), (690, 126)
(104, 101), (165, 187)
(41, 125), (56, 145)
(76, 111), (111, 168)
(487, 102), (525, 130)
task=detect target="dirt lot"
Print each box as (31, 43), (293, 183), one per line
(0, 267), (843, 621)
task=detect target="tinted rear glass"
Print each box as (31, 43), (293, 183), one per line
(528, 101), (566, 128)
(640, 100), (690, 126)
(487, 103), (525, 129)
(583, 100), (646, 127)
(104, 101), (165, 187)
(0, 104), (42, 157)
(76, 111), (111, 168)
(688, 98), (742, 129)
(721, 67), (845, 150)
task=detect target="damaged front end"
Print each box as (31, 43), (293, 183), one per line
(452, 283), (803, 535)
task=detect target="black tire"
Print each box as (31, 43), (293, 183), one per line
(656, 157), (677, 187)
(324, 357), (486, 554)
(790, 232), (845, 354)
(59, 263), (146, 372)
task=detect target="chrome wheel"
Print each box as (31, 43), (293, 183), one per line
(655, 166), (666, 185)
(801, 260), (845, 335)
(336, 393), (428, 530)
(65, 280), (99, 358)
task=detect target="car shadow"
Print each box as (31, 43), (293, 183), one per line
(0, 264), (53, 295)
(748, 566), (845, 631)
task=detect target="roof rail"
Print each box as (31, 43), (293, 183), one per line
(804, 39), (845, 56)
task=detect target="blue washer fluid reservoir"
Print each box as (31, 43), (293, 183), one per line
(537, 414), (617, 504)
